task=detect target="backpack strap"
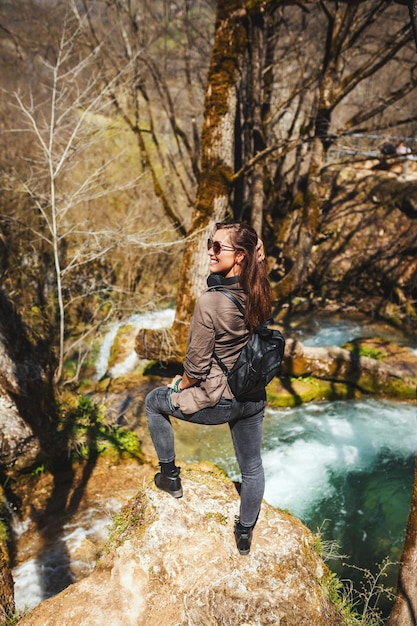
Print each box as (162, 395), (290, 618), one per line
(207, 286), (246, 317)
(213, 350), (229, 375)
(208, 286), (246, 375)
(209, 287), (274, 332)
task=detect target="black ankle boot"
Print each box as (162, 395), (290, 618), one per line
(234, 517), (253, 555)
(154, 468), (183, 498)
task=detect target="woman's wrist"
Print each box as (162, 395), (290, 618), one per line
(173, 377), (183, 392)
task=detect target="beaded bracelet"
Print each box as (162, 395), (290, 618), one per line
(173, 377), (183, 392)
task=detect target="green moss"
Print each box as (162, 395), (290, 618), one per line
(267, 377), (358, 407)
(104, 489), (155, 552)
(267, 368), (417, 404)
(55, 393), (145, 462)
(196, 160), (235, 219)
(344, 345), (384, 360)
(358, 347), (384, 360)
(206, 511), (228, 525)
(354, 373), (417, 399)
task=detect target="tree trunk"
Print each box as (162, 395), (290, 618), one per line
(246, 8), (265, 234)
(137, 1), (251, 358)
(171, 1), (251, 350)
(387, 455), (417, 626)
(403, 0), (417, 50)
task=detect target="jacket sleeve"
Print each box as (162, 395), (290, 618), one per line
(182, 293), (216, 380)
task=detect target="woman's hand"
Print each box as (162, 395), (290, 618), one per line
(256, 238), (265, 262)
(168, 373), (199, 391)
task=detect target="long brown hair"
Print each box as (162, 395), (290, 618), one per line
(214, 222), (272, 330)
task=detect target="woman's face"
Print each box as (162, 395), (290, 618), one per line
(208, 228), (244, 278)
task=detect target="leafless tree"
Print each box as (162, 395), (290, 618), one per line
(68, 0), (215, 237)
(8, 20), (182, 382)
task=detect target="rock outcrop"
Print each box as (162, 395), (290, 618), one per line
(97, 323), (417, 407)
(0, 289), (54, 472)
(269, 336), (417, 405)
(17, 464), (346, 626)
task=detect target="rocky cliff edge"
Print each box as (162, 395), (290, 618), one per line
(17, 463), (345, 626)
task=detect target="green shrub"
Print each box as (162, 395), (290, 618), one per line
(313, 526), (395, 625)
(56, 394), (144, 462)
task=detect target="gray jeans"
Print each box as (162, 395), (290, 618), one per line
(145, 386), (266, 527)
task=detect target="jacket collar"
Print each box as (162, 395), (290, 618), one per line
(206, 273), (240, 287)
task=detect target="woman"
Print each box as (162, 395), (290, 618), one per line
(145, 222), (272, 555)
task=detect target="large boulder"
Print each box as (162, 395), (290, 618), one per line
(17, 465), (347, 626)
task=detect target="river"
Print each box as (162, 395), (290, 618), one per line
(12, 310), (417, 616)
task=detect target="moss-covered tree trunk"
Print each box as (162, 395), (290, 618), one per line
(170, 1), (247, 351)
(388, 455), (417, 625)
(172, 0), (285, 353)
(137, 0), (270, 359)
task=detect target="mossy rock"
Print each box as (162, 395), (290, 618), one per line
(267, 377), (359, 407)
(343, 337), (417, 372)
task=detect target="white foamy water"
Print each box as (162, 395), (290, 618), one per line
(262, 399), (416, 518)
(13, 501), (121, 612)
(175, 398), (416, 520)
(300, 320), (364, 347)
(95, 308), (175, 380)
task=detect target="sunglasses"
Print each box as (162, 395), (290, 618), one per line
(207, 238), (237, 255)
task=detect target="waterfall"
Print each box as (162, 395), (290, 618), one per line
(95, 309), (175, 380)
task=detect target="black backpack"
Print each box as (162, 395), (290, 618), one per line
(210, 288), (285, 401)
